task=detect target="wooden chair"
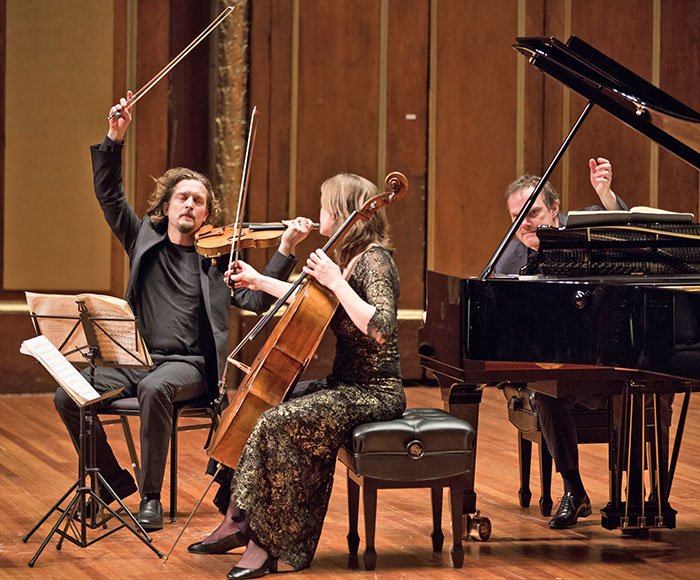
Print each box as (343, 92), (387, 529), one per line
(98, 397), (217, 522)
(337, 408), (484, 570)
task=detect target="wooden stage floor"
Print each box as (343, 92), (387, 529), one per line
(1, 386), (700, 579)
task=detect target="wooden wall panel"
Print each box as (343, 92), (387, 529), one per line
(246, 0), (428, 379)
(522, 0), (547, 174)
(168, 0), (210, 172)
(3, 0), (114, 294)
(133, 0), (170, 217)
(431, 0), (519, 277)
(658, 0), (700, 215)
(0, 0), (6, 296)
(385, 0), (429, 309)
(294, 0), (381, 265)
(563, 2), (654, 212)
(248, 0), (294, 274)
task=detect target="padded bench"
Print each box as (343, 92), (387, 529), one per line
(338, 407), (481, 570)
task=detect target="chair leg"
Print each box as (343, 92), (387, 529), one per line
(170, 414), (179, 523)
(449, 482), (465, 568)
(346, 472), (360, 555)
(539, 436), (553, 517)
(120, 417), (141, 485)
(518, 433), (533, 508)
(362, 479), (378, 571)
(430, 487), (444, 552)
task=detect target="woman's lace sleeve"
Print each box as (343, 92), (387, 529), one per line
(357, 249), (400, 340)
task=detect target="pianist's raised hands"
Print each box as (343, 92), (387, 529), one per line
(588, 157), (622, 210)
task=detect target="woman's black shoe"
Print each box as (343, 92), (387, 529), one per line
(226, 554), (278, 579)
(187, 531), (247, 554)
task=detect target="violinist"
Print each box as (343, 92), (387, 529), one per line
(53, 92), (314, 532)
(189, 173), (406, 578)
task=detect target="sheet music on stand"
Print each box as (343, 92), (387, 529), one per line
(26, 291), (152, 368)
(19, 335), (116, 407)
(21, 292), (161, 566)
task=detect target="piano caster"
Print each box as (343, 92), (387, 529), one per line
(465, 512), (491, 542)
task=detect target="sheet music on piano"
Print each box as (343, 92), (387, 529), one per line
(565, 206), (695, 228)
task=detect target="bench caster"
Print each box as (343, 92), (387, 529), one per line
(466, 512), (491, 541)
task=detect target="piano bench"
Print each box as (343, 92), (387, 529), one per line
(337, 408), (477, 570)
(501, 385), (610, 517)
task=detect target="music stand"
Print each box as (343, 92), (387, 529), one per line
(21, 294), (162, 566)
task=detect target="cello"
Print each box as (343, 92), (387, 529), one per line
(207, 171), (408, 468)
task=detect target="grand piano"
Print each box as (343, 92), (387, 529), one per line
(419, 35), (700, 537)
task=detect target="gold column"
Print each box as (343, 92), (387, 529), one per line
(211, 0), (250, 223)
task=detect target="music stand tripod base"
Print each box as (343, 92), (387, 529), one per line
(22, 397), (163, 566)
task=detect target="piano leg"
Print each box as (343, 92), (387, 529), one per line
(440, 381), (491, 540)
(602, 380), (677, 531)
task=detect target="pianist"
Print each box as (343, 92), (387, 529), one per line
(494, 157), (624, 275)
(494, 158), (625, 529)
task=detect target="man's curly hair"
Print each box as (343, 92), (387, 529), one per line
(146, 167), (223, 228)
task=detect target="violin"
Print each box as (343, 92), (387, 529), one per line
(195, 222), (320, 259)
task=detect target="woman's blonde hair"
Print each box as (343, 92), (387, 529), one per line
(320, 173), (392, 269)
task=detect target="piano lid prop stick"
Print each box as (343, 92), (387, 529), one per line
(479, 100), (594, 279)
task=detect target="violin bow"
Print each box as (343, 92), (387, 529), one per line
(109, 5), (235, 119)
(228, 106), (260, 282)
(164, 109), (260, 561)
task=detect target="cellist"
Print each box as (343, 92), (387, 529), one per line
(190, 173), (406, 578)
(53, 92), (314, 532)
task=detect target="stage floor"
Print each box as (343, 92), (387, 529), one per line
(1, 386), (699, 579)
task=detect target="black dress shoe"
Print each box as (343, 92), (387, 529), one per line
(137, 498), (163, 531)
(226, 554), (278, 579)
(549, 491), (592, 529)
(187, 531), (247, 554)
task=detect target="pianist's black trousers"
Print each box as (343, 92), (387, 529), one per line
(534, 392), (673, 475)
(53, 359), (207, 497)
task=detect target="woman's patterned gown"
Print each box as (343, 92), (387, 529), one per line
(232, 246), (406, 570)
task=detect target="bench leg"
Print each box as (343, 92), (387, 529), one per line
(430, 487), (444, 552)
(346, 473), (360, 555)
(362, 479), (378, 571)
(449, 483), (465, 568)
(518, 433), (533, 508)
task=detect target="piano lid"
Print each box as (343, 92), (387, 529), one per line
(514, 36), (700, 170)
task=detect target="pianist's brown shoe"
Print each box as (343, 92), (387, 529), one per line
(549, 491), (591, 529)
